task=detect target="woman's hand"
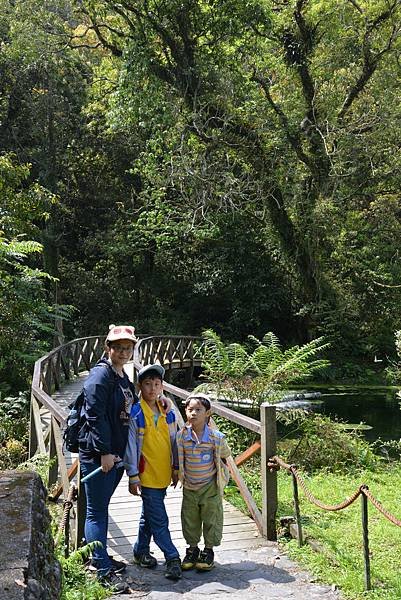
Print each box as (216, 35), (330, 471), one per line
(160, 394), (173, 413)
(101, 454), (117, 472)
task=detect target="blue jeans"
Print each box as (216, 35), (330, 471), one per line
(134, 487), (179, 561)
(80, 461), (124, 575)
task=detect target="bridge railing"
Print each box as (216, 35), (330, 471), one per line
(30, 334), (278, 552)
(30, 337), (105, 520)
(134, 335), (204, 373)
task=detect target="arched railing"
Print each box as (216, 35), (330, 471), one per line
(133, 335), (203, 372)
(30, 337), (106, 498)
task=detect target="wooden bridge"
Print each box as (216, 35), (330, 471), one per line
(29, 334), (339, 599)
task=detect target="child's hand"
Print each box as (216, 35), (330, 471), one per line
(172, 470), (179, 488)
(129, 481), (141, 496)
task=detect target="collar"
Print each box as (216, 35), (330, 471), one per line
(140, 397), (166, 417)
(184, 423), (211, 443)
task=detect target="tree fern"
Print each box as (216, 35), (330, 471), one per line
(201, 329), (330, 405)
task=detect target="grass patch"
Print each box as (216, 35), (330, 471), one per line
(225, 460), (401, 599)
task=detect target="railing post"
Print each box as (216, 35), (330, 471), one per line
(361, 488), (371, 591)
(73, 342), (80, 375)
(29, 393), (39, 458)
(260, 402), (277, 540)
(291, 469), (303, 546)
(48, 420), (59, 488)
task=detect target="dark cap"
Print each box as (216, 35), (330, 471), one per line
(137, 363), (165, 382)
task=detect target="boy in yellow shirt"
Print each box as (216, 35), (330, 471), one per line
(124, 364), (181, 580)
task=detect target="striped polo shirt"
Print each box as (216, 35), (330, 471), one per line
(182, 424), (216, 490)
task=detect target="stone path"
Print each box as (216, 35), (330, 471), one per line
(108, 544), (340, 599)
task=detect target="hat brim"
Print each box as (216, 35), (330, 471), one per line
(137, 364), (165, 381)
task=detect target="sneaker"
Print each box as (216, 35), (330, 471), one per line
(133, 551), (157, 568)
(181, 547), (200, 570)
(97, 570), (129, 595)
(109, 557), (128, 574)
(165, 558), (182, 580)
(196, 548), (214, 571)
(89, 555), (127, 574)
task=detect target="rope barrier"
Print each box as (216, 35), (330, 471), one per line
(55, 483), (77, 548)
(362, 486), (401, 528)
(271, 455), (401, 525)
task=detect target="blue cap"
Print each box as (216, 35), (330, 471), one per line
(137, 364), (165, 382)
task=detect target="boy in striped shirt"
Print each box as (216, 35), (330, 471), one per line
(176, 392), (231, 571)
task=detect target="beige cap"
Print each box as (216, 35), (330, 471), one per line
(106, 324), (137, 343)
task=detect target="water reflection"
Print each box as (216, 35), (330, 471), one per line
(308, 386), (401, 442)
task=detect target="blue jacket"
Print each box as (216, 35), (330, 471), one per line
(124, 400), (179, 484)
(79, 358), (139, 463)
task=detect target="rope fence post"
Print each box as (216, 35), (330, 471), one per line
(260, 402), (277, 540)
(361, 487), (371, 591)
(291, 467), (304, 547)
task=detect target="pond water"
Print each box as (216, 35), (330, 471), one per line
(305, 386), (401, 442)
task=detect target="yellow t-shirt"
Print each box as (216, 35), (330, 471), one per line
(140, 398), (172, 488)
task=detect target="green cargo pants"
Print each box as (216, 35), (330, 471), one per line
(181, 479), (223, 548)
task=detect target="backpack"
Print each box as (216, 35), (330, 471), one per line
(63, 388), (86, 453)
(62, 362), (117, 453)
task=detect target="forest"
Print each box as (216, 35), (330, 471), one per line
(1, 0), (401, 394)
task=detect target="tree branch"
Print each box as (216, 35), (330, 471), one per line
(346, 0), (364, 14)
(251, 71), (312, 169)
(338, 1), (400, 120)
(79, 5), (123, 56)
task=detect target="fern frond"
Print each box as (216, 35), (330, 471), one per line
(262, 331), (281, 349)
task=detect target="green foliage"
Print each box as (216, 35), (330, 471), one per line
(67, 0), (401, 358)
(386, 331), (401, 385)
(281, 414), (379, 473)
(57, 543), (109, 600)
(0, 153), (75, 389)
(17, 453), (53, 485)
(201, 328), (330, 406)
(214, 409), (377, 474)
(213, 415), (259, 458)
(1, 0), (401, 379)
(0, 391), (29, 468)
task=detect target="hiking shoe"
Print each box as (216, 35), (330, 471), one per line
(97, 570), (129, 595)
(89, 555), (127, 574)
(181, 547), (200, 570)
(133, 551), (157, 568)
(196, 548), (215, 571)
(109, 557), (127, 574)
(165, 558), (182, 580)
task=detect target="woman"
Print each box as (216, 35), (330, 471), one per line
(79, 324), (138, 593)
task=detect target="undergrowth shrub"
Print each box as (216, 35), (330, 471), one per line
(214, 412), (378, 474)
(282, 414), (379, 473)
(213, 415), (259, 457)
(57, 542), (108, 600)
(0, 390), (29, 468)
